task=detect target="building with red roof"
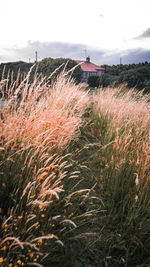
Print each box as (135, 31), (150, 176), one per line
(76, 56), (105, 82)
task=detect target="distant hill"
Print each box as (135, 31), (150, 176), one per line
(0, 58), (82, 84)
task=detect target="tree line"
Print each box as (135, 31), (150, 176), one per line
(0, 58), (82, 86)
(1, 59), (150, 93)
(88, 61), (150, 93)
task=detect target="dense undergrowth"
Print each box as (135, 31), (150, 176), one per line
(0, 68), (150, 266)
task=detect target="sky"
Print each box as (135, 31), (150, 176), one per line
(0, 0), (150, 65)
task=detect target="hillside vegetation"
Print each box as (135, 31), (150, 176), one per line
(100, 62), (150, 93)
(0, 67), (150, 266)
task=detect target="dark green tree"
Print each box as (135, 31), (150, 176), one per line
(37, 57), (82, 83)
(88, 75), (99, 88)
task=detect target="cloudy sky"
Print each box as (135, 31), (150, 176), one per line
(1, 0), (150, 65)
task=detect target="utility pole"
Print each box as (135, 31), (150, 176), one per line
(120, 57), (122, 65)
(35, 51), (38, 63)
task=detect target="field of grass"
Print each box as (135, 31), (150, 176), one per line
(0, 68), (150, 266)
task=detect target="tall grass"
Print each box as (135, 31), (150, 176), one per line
(89, 87), (150, 266)
(0, 68), (91, 266)
(0, 68), (150, 266)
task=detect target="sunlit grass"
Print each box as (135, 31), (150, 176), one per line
(0, 69), (150, 266)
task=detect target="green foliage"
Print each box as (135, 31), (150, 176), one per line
(101, 62), (150, 92)
(119, 66), (150, 91)
(37, 57), (82, 83)
(87, 75), (99, 87)
(0, 61), (33, 81)
(98, 73), (117, 87)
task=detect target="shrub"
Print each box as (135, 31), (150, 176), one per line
(87, 75), (99, 88)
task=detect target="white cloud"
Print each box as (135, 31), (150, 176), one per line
(0, 0), (150, 63)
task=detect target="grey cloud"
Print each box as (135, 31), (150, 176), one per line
(0, 41), (150, 66)
(121, 48), (150, 64)
(135, 28), (150, 40)
(0, 41), (119, 65)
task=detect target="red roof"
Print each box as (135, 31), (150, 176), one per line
(76, 60), (105, 72)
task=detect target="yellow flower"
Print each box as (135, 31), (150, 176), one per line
(1, 245), (7, 250)
(11, 194), (13, 198)
(17, 259), (22, 265)
(2, 183), (6, 187)
(15, 227), (18, 230)
(4, 224), (8, 228)
(36, 255), (39, 258)
(41, 214), (45, 218)
(30, 195), (36, 199)
(37, 239), (42, 245)
(4, 228), (7, 232)
(28, 249), (31, 253)
(30, 253), (34, 258)
(0, 257), (4, 263)
(18, 216), (23, 219)
(8, 264), (12, 267)
(33, 258), (37, 262)
(39, 205), (43, 209)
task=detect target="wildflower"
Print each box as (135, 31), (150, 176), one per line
(36, 255), (39, 258)
(28, 249), (31, 253)
(30, 195), (36, 199)
(15, 227), (18, 230)
(8, 264), (12, 267)
(2, 183), (6, 187)
(30, 253), (34, 258)
(1, 245), (7, 250)
(41, 214), (45, 218)
(11, 194), (13, 198)
(33, 258), (37, 262)
(17, 259), (22, 265)
(4, 228), (7, 232)
(37, 239), (42, 245)
(0, 257), (4, 263)
(4, 224), (8, 228)
(70, 212), (74, 217)
(18, 216), (23, 219)
(70, 202), (72, 206)
(39, 205), (43, 209)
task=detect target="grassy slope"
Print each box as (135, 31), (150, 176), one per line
(0, 72), (150, 266)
